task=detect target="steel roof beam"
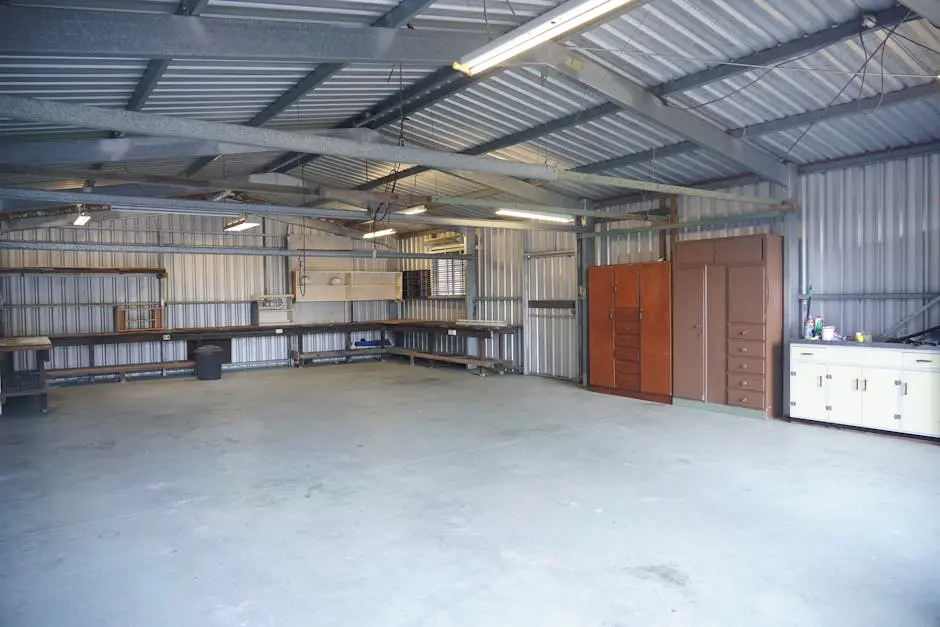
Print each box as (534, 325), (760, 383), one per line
(899, 0), (940, 27)
(182, 0), (437, 178)
(0, 188), (582, 231)
(573, 81), (940, 176)
(532, 43), (791, 186)
(0, 95), (780, 204)
(595, 140), (940, 208)
(262, 68), (478, 174)
(124, 0), (211, 114)
(0, 7), (487, 64)
(446, 172), (586, 210)
(0, 132), (393, 167)
(652, 6), (916, 97)
(356, 102), (621, 190)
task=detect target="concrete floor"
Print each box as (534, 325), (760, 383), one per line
(1, 363), (938, 627)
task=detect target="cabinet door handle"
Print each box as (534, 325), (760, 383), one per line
(817, 375), (823, 387)
(903, 382), (908, 396)
(862, 379), (868, 392)
(853, 378), (859, 390)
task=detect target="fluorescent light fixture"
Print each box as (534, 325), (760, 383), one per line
(453, 0), (636, 76)
(362, 228), (396, 239)
(496, 208), (574, 223)
(73, 213), (91, 226)
(397, 205), (427, 215)
(223, 216), (261, 232)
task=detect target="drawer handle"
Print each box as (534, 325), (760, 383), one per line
(740, 330), (748, 336)
(800, 352), (814, 356)
(915, 359), (932, 364)
(741, 364), (748, 370)
(741, 380), (748, 386)
(741, 347), (748, 353)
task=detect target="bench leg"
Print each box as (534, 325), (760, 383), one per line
(409, 355), (414, 366)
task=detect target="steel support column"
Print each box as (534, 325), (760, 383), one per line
(577, 216), (596, 387)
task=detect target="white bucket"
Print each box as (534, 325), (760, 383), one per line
(821, 326), (836, 341)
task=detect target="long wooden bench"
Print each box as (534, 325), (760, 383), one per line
(48, 361), (196, 382)
(291, 347), (386, 366)
(386, 348), (510, 376)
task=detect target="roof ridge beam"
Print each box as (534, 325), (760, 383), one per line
(533, 43), (791, 185)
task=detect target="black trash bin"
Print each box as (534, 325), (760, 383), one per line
(194, 344), (223, 380)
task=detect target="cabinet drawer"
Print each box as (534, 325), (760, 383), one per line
(728, 355), (765, 374)
(728, 339), (765, 358)
(614, 309), (640, 325)
(614, 333), (640, 348)
(615, 372), (640, 391)
(728, 373), (765, 392)
(790, 345), (826, 363)
(715, 235), (764, 264)
(615, 319), (640, 335)
(902, 351), (940, 371)
(615, 347), (640, 362)
(615, 360), (640, 376)
(729, 324), (765, 341)
(728, 389), (765, 410)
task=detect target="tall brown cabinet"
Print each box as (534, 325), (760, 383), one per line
(588, 262), (672, 404)
(673, 234), (783, 417)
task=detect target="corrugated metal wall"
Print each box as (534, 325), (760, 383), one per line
(801, 154), (940, 336)
(0, 215), (394, 371)
(3, 153), (934, 379)
(477, 228), (524, 366)
(602, 154), (940, 338)
(398, 232), (466, 354)
(523, 231), (579, 379)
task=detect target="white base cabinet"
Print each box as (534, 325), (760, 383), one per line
(789, 343), (940, 438)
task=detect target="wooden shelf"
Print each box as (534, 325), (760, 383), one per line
(292, 270), (402, 302)
(0, 266), (168, 278)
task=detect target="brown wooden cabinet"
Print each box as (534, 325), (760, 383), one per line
(588, 262), (672, 404)
(672, 234), (783, 417)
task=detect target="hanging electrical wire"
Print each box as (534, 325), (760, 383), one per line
(782, 14), (910, 159)
(560, 45), (940, 79)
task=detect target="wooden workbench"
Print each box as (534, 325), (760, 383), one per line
(0, 336), (52, 414)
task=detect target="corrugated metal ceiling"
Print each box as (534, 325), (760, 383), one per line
(0, 0), (938, 219)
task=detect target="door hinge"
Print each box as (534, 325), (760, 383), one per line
(894, 414), (901, 420)
(825, 405), (832, 411)
(790, 370), (796, 376)
(789, 401), (796, 406)
(825, 374), (832, 380)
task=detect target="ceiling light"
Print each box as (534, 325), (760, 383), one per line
(73, 213), (91, 226)
(362, 228), (396, 239)
(397, 205), (427, 215)
(495, 209), (574, 223)
(453, 0), (637, 76)
(223, 216), (260, 232)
